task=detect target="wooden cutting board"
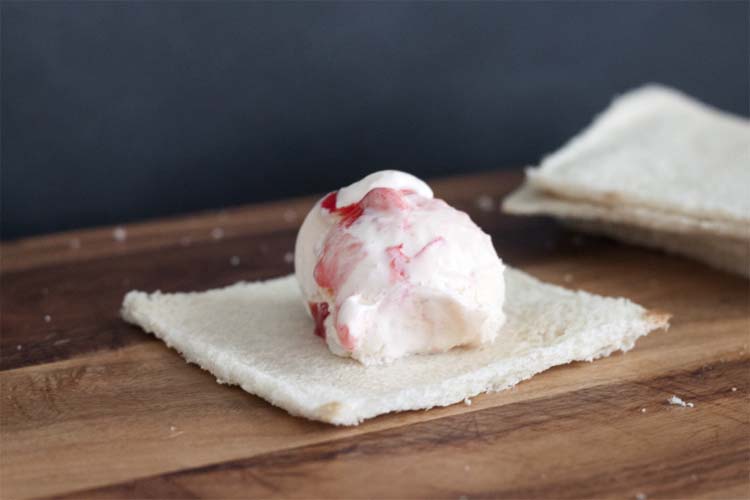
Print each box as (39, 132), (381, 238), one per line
(2, 170), (748, 499)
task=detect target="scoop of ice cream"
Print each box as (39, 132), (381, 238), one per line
(294, 170), (505, 365)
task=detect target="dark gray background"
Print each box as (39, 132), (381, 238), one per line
(2, 1), (748, 240)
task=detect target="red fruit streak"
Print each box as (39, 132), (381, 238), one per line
(336, 324), (355, 351)
(313, 187), (418, 344)
(386, 243), (410, 281)
(386, 237), (444, 282)
(308, 302), (330, 339)
(414, 236), (445, 258)
(320, 191), (364, 227)
(320, 191), (337, 211)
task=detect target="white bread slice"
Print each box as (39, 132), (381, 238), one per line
(504, 181), (748, 240)
(121, 268), (669, 426)
(565, 219), (749, 279)
(503, 184), (749, 278)
(526, 85), (750, 235)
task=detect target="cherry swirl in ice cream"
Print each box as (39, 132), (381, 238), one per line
(295, 170), (505, 365)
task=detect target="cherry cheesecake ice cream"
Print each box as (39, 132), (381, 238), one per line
(295, 170), (506, 365)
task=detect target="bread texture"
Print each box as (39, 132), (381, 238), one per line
(504, 184), (749, 277)
(565, 219), (749, 278)
(503, 84), (749, 278)
(504, 182), (748, 240)
(526, 84), (750, 234)
(121, 268), (668, 426)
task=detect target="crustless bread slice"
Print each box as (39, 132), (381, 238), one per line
(565, 219), (749, 278)
(525, 85), (750, 232)
(504, 84), (749, 277)
(503, 184), (749, 277)
(122, 268), (668, 425)
(504, 181), (748, 240)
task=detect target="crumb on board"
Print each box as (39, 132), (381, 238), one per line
(731, 387), (737, 392)
(667, 395), (694, 408)
(44, 315), (51, 323)
(168, 425), (184, 438)
(53, 339), (71, 346)
(211, 227), (224, 240)
(636, 493), (647, 500)
(475, 195), (494, 212)
(16, 345), (22, 351)
(113, 227), (127, 242)
(464, 398), (472, 406)
(640, 408), (646, 413)
(284, 251), (294, 264)
(230, 256), (241, 267)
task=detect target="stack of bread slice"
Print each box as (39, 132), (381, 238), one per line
(504, 85), (749, 278)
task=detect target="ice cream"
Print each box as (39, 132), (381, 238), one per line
(295, 170), (506, 365)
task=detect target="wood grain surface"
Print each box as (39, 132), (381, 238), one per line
(1, 170), (748, 500)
